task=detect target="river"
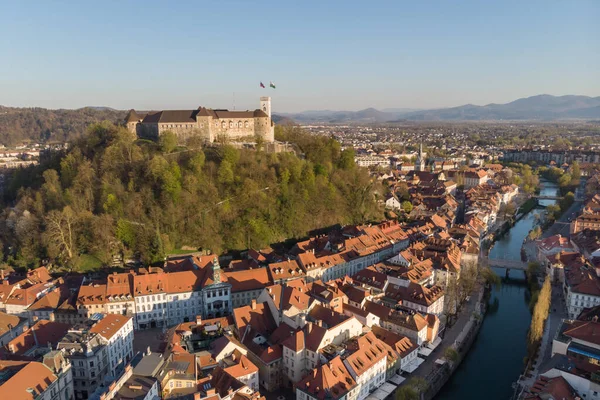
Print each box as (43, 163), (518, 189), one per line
(436, 182), (560, 400)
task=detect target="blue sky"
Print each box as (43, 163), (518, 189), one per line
(0, 0), (598, 112)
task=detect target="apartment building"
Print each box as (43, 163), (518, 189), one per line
(0, 352), (73, 400)
(89, 314), (134, 373)
(57, 324), (110, 399)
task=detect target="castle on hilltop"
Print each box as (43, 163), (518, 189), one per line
(125, 96), (275, 143)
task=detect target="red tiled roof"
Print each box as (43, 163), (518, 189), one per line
(89, 314), (131, 341)
(7, 320), (70, 356)
(0, 360), (58, 400)
(297, 356), (356, 400)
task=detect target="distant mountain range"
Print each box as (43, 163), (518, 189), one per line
(275, 95), (600, 123)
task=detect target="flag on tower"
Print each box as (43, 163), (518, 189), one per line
(269, 81), (276, 89)
(260, 82), (265, 88)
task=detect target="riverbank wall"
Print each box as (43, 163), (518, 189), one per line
(422, 287), (487, 400)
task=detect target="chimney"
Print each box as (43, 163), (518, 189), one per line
(49, 312), (55, 322)
(196, 315), (202, 325)
(194, 393), (201, 400)
(251, 299), (257, 310)
(307, 321), (313, 334)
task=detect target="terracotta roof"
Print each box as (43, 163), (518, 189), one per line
(352, 267), (387, 290)
(106, 272), (133, 299)
(77, 283), (107, 305)
(89, 314), (132, 341)
(223, 352), (258, 379)
(7, 320), (70, 356)
(344, 332), (387, 377)
(281, 330), (305, 352)
(0, 312), (22, 336)
(225, 268), (270, 293)
(563, 320), (600, 346)
(268, 259), (305, 282)
(524, 376), (577, 400)
(296, 356), (356, 400)
(5, 283), (52, 307)
(232, 302), (277, 336)
(27, 285), (70, 311)
(371, 325), (418, 358)
(308, 305), (349, 328)
(0, 360), (58, 400)
(25, 267), (52, 285)
(384, 281), (444, 307)
(133, 273), (167, 296)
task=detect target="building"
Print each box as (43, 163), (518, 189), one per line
(0, 353), (73, 400)
(295, 356), (358, 400)
(126, 97), (275, 144)
(0, 312), (28, 347)
(343, 332), (387, 400)
(57, 324), (110, 399)
(89, 314), (134, 373)
(227, 268), (271, 309)
(562, 254), (600, 319)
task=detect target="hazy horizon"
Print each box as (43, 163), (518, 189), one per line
(1, 1), (598, 113)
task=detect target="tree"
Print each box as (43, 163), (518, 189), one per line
(338, 148), (356, 170)
(401, 201), (413, 214)
(218, 160), (235, 185)
(480, 265), (501, 288)
(43, 206), (78, 266)
(459, 260), (478, 302)
(571, 161), (581, 184)
(528, 276), (551, 358)
(527, 226), (542, 241)
(444, 347), (459, 363)
(159, 131), (178, 153)
(444, 278), (460, 320)
(396, 386), (418, 400)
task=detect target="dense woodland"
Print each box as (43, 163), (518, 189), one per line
(0, 123), (382, 270)
(0, 106), (126, 145)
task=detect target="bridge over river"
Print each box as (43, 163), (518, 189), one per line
(484, 256), (528, 271)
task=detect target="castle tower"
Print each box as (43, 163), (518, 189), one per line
(260, 97), (272, 119)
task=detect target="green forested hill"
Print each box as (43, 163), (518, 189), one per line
(0, 106), (126, 145)
(0, 123), (382, 270)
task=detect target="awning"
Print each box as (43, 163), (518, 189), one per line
(370, 383), (397, 400)
(401, 357), (425, 373)
(389, 374), (406, 385)
(427, 336), (442, 350)
(419, 347), (433, 357)
(435, 358), (447, 366)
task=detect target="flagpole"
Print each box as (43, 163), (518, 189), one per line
(233, 92), (236, 110)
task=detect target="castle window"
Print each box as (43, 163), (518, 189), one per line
(215, 122), (218, 127)
(222, 121), (226, 128)
(229, 121), (233, 128)
(245, 121), (249, 128)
